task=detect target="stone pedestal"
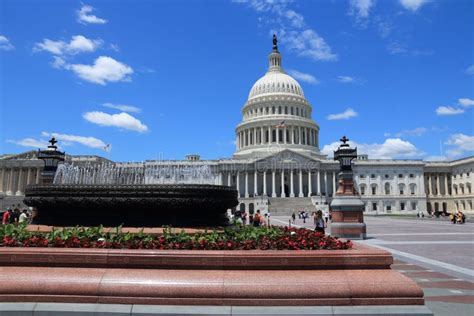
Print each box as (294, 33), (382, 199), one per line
(330, 195), (366, 239)
(330, 172), (366, 240)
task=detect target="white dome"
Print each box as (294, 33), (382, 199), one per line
(248, 71), (305, 100)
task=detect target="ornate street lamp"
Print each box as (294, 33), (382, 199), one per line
(330, 136), (366, 239)
(37, 137), (65, 184)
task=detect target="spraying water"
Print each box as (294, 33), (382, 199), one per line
(53, 162), (219, 185)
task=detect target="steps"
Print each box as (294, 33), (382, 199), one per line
(268, 197), (315, 216)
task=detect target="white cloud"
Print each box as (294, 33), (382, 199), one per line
(444, 133), (474, 157)
(458, 98), (474, 107)
(435, 106), (465, 116)
(83, 111), (148, 133)
(399, 0), (430, 12)
(394, 127), (428, 138)
(7, 138), (48, 149)
(77, 5), (107, 24)
(327, 108), (358, 120)
(466, 65), (474, 76)
(102, 103), (142, 113)
(69, 56), (133, 85)
(51, 56), (67, 69)
(0, 35), (14, 51)
(287, 69), (319, 85)
(322, 138), (423, 159)
(42, 132), (110, 151)
(283, 29), (337, 61)
(34, 35), (102, 55)
(337, 75), (355, 83)
(349, 0), (374, 19)
(235, 1), (337, 62)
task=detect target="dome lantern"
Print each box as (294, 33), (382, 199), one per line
(268, 34), (282, 72)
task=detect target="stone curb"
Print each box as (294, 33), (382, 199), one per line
(0, 303), (433, 316)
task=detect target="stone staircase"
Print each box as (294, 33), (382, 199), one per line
(268, 197), (315, 216)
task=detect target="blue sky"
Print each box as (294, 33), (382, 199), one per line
(1, 0), (473, 161)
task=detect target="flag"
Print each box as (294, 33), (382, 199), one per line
(275, 121), (285, 128)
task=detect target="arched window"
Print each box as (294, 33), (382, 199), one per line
(278, 106), (282, 114)
(359, 184), (366, 195)
(398, 184), (405, 195)
(409, 183), (416, 195)
(239, 203), (246, 212)
(371, 184), (377, 195)
(385, 183), (391, 195)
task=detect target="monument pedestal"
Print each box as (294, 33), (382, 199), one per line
(330, 195), (366, 239)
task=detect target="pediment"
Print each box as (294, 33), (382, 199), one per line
(1, 150), (39, 160)
(255, 149), (322, 169)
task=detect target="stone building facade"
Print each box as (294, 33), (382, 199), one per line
(1, 38), (473, 215)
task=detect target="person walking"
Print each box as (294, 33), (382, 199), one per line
(291, 212), (296, 224)
(314, 210), (326, 234)
(323, 209), (329, 224)
(18, 209), (29, 224)
(253, 210), (261, 227)
(2, 209), (12, 225)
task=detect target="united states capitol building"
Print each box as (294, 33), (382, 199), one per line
(1, 38), (473, 215)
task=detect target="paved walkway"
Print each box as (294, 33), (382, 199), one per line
(271, 215), (474, 315)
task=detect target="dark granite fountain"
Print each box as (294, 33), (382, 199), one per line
(23, 139), (238, 227)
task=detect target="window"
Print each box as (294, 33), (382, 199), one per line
(410, 184), (416, 195)
(400, 202), (405, 211)
(291, 107), (294, 115)
(411, 202), (417, 210)
(360, 185), (365, 195)
(285, 106), (288, 114)
(409, 174), (414, 178)
(278, 106), (282, 114)
(398, 174), (403, 178)
(371, 174), (375, 179)
(386, 205), (391, 211)
(385, 183), (390, 195)
(360, 174), (365, 178)
(372, 186), (377, 195)
(385, 174), (389, 179)
(372, 203), (377, 211)
(296, 108), (299, 116)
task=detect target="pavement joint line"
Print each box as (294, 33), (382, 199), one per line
(363, 240), (474, 245)
(450, 290), (464, 294)
(369, 233), (474, 236)
(357, 242), (474, 279)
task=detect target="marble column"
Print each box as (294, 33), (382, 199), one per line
(227, 172), (231, 186)
(268, 126), (271, 143)
(429, 174), (433, 196)
(260, 127), (264, 145)
(26, 168), (32, 185)
(0, 169), (4, 193)
(298, 126), (302, 145)
(299, 170), (304, 197)
(263, 170), (267, 196)
(290, 169), (295, 197)
(332, 172), (336, 196)
(36, 168), (41, 184)
(437, 174), (441, 196)
(236, 172), (240, 198)
(283, 126), (287, 144)
(280, 170), (285, 197)
(16, 168), (23, 195)
(444, 173), (449, 196)
(254, 171), (258, 196)
(308, 171), (312, 197)
(272, 170), (276, 197)
(7, 169), (14, 195)
(253, 128), (257, 145)
(245, 172), (249, 198)
(324, 171), (328, 196)
(317, 171), (321, 195)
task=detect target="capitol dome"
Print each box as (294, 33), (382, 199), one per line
(234, 35), (321, 159)
(248, 71), (305, 100)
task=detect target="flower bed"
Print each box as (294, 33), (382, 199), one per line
(0, 224), (352, 250)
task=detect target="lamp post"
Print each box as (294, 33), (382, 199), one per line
(329, 136), (366, 239)
(37, 137), (65, 184)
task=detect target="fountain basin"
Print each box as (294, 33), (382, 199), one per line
(23, 184), (238, 227)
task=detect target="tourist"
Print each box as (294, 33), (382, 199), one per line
(2, 209), (12, 225)
(457, 211), (465, 224)
(253, 210), (261, 227)
(314, 210), (326, 234)
(19, 209), (29, 224)
(450, 211), (456, 224)
(323, 209), (329, 224)
(291, 212), (296, 224)
(302, 211), (307, 224)
(12, 208), (20, 224)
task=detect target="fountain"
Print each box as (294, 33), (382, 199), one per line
(23, 140), (238, 227)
